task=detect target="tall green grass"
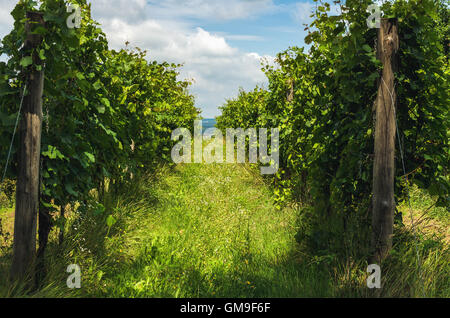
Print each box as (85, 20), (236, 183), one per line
(0, 162), (448, 297)
(83, 163), (332, 297)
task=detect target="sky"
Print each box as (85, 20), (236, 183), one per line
(0, 0), (321, 118)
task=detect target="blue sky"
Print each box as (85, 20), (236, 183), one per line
(0, 0), (321, 118)
(171, 0), (314, 57)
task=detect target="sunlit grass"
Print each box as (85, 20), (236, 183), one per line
(91, 162), (329, 297)
(0, 162), (448, 298)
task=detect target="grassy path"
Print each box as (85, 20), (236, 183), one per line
(1, 161), (448, 297)
(94, 162), (329, 297)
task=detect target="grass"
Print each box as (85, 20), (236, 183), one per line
(79, 162), (331, 297)
(0, 161), (448, 297)
(397, 184), (449, 244)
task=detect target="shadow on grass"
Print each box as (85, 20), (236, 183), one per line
(90, 234), (335, 298)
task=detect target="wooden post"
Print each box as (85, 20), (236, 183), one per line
(10, 11), (45, 281)
(371, 18), (399, 264)
(286, 78), (294, 103)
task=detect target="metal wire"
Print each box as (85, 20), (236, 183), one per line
(381, 77), (424, 296)
(0, 84), (27, 195)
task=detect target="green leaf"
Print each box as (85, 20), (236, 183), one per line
(31, 26), (47, 36)
(20, 56), (33, 68)
(106, 215), (117, 228)
(101, 98), (110, 108)
(42, 145), (65, 160)
(97, 104), (105, 114)
(84, 152), (95, 163)
(93, 80), (102, 90)
(65, 183), (78, 197)
(93, 204), (105, 216)
(362, 44), (372, 53)
(38, 49), (46, 60)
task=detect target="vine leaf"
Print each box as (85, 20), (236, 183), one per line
(19, 56), (33, 68)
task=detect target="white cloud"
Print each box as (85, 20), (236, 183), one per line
(91, 0), (276, 23)
(293, 2), (316, 25)
(91, 1), (274, 118)
(180, 50), (272, 114)
(292, 1), (342, 26)
(0, 0), (276, 117)
(145, 0), (276, 21)
(89, 0), (148, 23)
(224, 34), (265, 41)
(99, 16), (272, 117)
(0, 1), (16, 62)
(0, 0), (15, 42)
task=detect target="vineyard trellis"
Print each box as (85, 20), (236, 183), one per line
(370, 17), (398, 265)
(0, 0), (199, 282)
(0, 0), (447, 292)
(217, 0), (449, 263)
(11, 11), (45, 280)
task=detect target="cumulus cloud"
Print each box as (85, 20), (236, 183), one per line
(292, 1), (342, 26)
(224, 34), (265, 42)
(0, 1), (15, 42)
(145, 0), (276, 21)
(0, 0), (277, 117)
(0, 1), (16, 62)
(293, 2), (316, 25)
(90, 0), (275, 117)
(101, 20), (272, 117)
(89, 0), (148, 24)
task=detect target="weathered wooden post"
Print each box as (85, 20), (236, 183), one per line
(286, 78), (294, 103)
(11, 11), (45, 281)
(371, 18), (399, 265)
